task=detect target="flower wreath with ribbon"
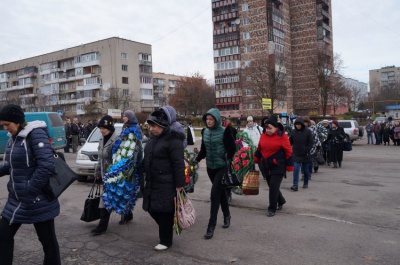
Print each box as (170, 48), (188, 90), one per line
(102, 125), (143, 215)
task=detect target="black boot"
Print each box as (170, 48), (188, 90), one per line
(91, 209), (110, 235)
(338, 162), (342, 168)
(204, 226), (215, 239)
(119, 211), (133, 225)
(223, 216), (231, 228)
(333, 163), (338, 168)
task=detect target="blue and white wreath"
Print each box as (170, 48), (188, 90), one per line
(102, 126), (142, 215)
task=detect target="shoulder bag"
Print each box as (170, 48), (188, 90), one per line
(43, 151), (78, 201)
(221, 154), (241, 187)
(80, 180), (102, 222)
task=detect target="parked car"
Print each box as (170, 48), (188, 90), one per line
(75, 123), (123, 182)
(338, 120), (361, 143)
(0, 112), (66, 158)
(374, 117), (387, 124)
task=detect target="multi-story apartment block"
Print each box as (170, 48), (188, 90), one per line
(369, 65), (400, 97)
(211, 0), (333, 117)
(0, 37), (153, 118)
(342, 77), (368, 111)
(152, 72), (183, 108)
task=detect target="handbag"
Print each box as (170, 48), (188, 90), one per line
(43, 151), (78, 201)
(242, 170), (260, 195)
(221, 155), (241, 187)
(176, 189), (196, 230)
(80, 181), (102, 222)
(316, 150), (325, 165)
(343, 140), (352, 151)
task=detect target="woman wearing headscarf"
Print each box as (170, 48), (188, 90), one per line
(326, 120), (346, 168)
(0, 104), (61, 265)
(254, 115), (293, 217)
(193, 108), (236, 239)
(91, 115), (119, 235)
(142, 110), (186, 251)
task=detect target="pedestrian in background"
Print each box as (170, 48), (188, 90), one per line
(142, 110), (185, 251)
(365, 120), (374, 144)
(254, 115), (293, 217)
(373, 121), (381, 145)
(64, 118), (72, 153)
(0, 104), (61, 265)
(71, 117), (80, 153)
(289, 117), (314, 190)
(91, 115), (119, 235)
(326, 120), (346, 168)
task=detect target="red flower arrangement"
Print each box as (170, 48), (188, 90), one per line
(231, 146), (253, 175)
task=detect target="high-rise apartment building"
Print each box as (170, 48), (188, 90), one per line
(212, 0), (333, 117)
(369, 65), (400, 97)
(342, 77), (368, 111)
(0, 37), (153, 118)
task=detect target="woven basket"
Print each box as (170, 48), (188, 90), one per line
(242, 170), (259, 195)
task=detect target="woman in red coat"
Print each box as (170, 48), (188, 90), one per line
(254, 115), (293, 217)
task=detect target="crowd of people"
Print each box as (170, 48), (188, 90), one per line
(1, 101), (397, 263)
(365, 119), (400, 146)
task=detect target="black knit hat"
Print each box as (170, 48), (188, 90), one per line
(264, 115), (279, 128)
(147, 110), (169, 128)
(0, 104), (25, 124)
(97, 115), (115, 131)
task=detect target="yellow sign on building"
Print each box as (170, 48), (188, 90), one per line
(262, 98), (271, 109)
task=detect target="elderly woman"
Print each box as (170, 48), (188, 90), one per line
(142, 109), (186, 251)
(91, 115), (119, 235)
(0, 104), (61, 265)
(254, 115), (293, 217)
(326, 120), (346, 168)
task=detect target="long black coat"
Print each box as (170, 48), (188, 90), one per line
(326, 127), (346, 163)
(142, 127), (186, 213)
(289, 117), (314, 163)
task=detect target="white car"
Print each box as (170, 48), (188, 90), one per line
(75, 124), (123, 182)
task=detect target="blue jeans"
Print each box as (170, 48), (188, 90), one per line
(293, 162), (310, 187)
(367, 133), (374, 144)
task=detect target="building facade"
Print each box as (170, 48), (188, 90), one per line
(211, 0), (333, 117)
(343, 77), (368, 111)
(0, 37), (153, 118)
(152, 72), (183, 108)
(369, 65), (400, 97)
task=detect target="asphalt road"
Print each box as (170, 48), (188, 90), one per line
(0, 137), (399, 265)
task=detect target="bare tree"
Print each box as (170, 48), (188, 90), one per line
(241, 52), (288, 115)
(348, 84), (364, 111)
(329, 75), (351, 115)
(103, 87), (138, 114)
(169, 72), (215, 116)
(314, 52), (343, 117)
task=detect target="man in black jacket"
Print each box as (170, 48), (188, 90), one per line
(289, 117), (314, 190)
(64, 118), (71, 153)
(70, 117), (80, 153)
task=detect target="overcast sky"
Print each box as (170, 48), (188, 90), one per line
(0, 0), (399, 87)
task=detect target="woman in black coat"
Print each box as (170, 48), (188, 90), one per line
(142, 110), (186, 251)
(325, 120), (346, 168)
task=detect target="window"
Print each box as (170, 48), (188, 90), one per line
(122, 77), (129, 84)
(242, 3), (248, 11)
(243, 31), (250, 40)
(122, 65), (128, 71)
(123, 89), (129, 96)
(243, 18), (249, 25)
(121, 53), (128, 59)
(215, 75), (239, 84)
(214, 61), (240, 71)
(244, 46), (251, 53)
(139, 53), (151, 62)
(140, 76), (152, 83)
(214, 46), (240, 57)
(141, 88), (153, 96)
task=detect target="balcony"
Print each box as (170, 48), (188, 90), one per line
(74, 59), (100, 68)
(213, 25), (238, 35)
(19, 93), (35, 99)
(139, 60), (152, 66)
(212, 0), (236, 8)
(213, 11), (239, 23)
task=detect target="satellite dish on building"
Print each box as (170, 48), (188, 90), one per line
(235, 19), (241, 25)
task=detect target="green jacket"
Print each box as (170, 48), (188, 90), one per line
(196, 108), (236, 169)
